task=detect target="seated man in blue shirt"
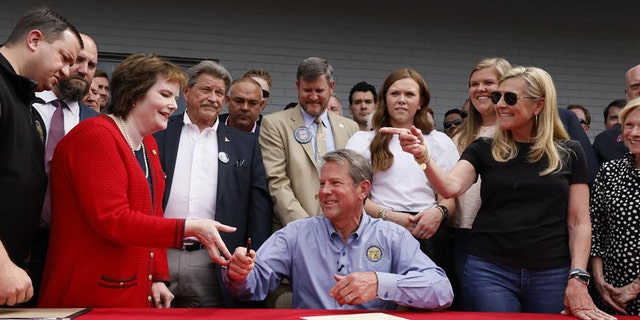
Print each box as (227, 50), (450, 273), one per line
(223, 149), (453, 310)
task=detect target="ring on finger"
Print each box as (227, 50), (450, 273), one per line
(347, 294), (353, 301)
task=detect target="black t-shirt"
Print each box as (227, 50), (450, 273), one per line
(461, 138), (589, 269)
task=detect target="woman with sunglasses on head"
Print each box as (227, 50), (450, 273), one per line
(447, 57), (511, 308)
(590, 97), (640, 315)
(346, 68), (459, 290)
(381, 66), (613, 319)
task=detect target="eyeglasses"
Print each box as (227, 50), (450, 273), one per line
(578, 118), (589, 125)
(443, 118), (463, 129)
(262, 89), (270, 98)
(490, 91), (538, 106)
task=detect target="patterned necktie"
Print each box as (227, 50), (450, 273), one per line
(42, 99), (67, 225)
(315, 117), (326, 167)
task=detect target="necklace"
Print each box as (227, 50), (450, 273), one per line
(118, 116), (149, 179)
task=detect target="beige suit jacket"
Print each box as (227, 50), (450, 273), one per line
(259, 105), (359, 229)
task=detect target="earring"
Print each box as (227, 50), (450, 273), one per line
(535, 114), (539, 125)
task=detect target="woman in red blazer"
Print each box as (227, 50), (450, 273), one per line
(38, 54), (237, 308)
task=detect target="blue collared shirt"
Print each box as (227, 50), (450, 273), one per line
(300, 108), (335, 155)
(223, 213), (453, 310)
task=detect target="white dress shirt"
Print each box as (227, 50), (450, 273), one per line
(33, 91), (82, 144)
(164, 112), (219, 221)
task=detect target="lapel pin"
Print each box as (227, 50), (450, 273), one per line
(294, 126), (312, 144)
(218, 152), (230, 163)
(225, 137), (230, 142)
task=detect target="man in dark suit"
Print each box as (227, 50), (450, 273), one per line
(154, 60), (272, 308)
(557, 107), (599, 182)
(217, 76), (266, 134)
(29, 33), (100, 306)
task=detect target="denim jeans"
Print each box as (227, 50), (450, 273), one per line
(452, 228), (472, 310)
(464, 255), (568, 313)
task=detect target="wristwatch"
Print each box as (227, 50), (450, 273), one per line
(568, 268), (591, 286)
(437, 205), (448, 223)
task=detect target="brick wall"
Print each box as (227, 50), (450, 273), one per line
(1, 0), (638, 140)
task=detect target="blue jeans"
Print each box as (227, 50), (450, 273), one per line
(464, 255), (568, 313)
(452, 228), (471, 309)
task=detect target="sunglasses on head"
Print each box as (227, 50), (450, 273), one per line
(262, 89), (270, 98)
(490, 91), (538, 106)
(444, 118), (463, 129)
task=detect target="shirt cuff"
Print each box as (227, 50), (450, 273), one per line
(221, 267), (249, 295)
(375, 272), (398, 301)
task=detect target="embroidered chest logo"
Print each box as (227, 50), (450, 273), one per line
(366, 245), (382, 262)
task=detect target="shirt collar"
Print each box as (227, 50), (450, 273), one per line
(323, 210), (370, 240)
(301, 107), (330, 128)
(35, 90), (80, 115)
(183, 111), (219, 131)
(0, 53), (37, 105)
(224, 114), (256, 133)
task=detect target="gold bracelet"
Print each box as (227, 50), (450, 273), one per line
(415, 148), (431, 170)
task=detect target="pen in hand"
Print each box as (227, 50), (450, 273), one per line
(246, 238), (251, 257)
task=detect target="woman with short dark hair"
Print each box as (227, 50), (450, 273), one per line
(39, 54), (236, 308)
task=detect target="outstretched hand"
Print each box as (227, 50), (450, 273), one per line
(379, 126), (428, 161)
(185, 220), (236, 266)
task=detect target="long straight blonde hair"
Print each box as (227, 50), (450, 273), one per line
(492, 66), (569, 176)
(455, 58), (512, 153)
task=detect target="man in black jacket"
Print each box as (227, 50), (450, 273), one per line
(0, 7), (82, 306)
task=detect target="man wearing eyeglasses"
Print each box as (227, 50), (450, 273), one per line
(567, 105), (591, 133)
(443, 108), (464, 137)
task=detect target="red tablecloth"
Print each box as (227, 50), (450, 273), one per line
(78, 308), (638, 320)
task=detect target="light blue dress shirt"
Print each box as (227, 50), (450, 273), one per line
(223, 213), (453, 310)
(300, 108), (335, 156)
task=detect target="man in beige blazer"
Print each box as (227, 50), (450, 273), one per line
(259, 57), (359, 230)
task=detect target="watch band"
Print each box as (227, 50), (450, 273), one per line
(568, 268), (591, 286)
(437, 205), (448, 223)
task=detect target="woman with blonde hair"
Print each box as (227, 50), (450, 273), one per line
(591, 97), (640, 315)
(449, 58), (511, 305)
(382, 66), (613, 319)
